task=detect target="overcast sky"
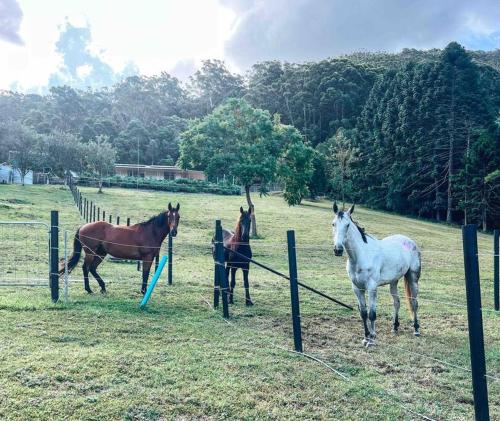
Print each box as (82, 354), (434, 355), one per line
(2, 0), (500, 92)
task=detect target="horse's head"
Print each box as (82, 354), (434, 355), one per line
(332, 202), (354, 257)
(238, 206), (252, 242)
(167, 202), (180, 237)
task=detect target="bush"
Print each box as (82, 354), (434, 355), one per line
(77, 175), (241, 195)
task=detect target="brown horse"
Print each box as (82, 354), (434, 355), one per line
(60, 203), (180, 294)
(217, 207), (253, 306)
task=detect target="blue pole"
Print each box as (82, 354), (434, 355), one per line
(140, 255), (168, 309)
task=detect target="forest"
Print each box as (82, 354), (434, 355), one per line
(0, 42), (499, 229)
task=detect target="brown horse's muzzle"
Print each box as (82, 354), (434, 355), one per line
(170, 228), (177, 237)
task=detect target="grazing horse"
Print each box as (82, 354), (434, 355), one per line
(60, 203), (180, 294)
(214, 207), (253, 306)
(331, 203), (421, 347)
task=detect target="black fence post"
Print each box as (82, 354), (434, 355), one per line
(494, 229), (499, 311)
(214, 220), (229, 318)
(90, 201), (93, 221)
(97, 207), (100, 221)
(287, 230), (303, 353)
(79, 194), (82, 215)
(109, 214), (112, 223)
(168, 234), (173, 285)
(462, 224), (489, 421)
(117, 216), (120, 225)
(127, 217), (130, 226)
(102, 210), (106, 221)
(50, 210), (59, 303)
(84, 199), (88, 222)
(93, 204), (96, 222)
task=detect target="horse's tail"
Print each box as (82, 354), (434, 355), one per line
(404, 275), (414, 318)
(59, 229), (82, 275)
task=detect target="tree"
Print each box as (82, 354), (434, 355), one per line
(189, 60), (246, 114)
(321, 129), (360, 207)
(39, 131), (85, 177)
(85, 135), (117, 193)
(277, 124), (315, 205)
(0, 122), (41, 185)
(179, 99), (281, 236)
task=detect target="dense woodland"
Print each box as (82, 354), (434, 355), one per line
(1, 43), (499, 229)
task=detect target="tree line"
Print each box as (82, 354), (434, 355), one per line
(0, 43), (498, 228)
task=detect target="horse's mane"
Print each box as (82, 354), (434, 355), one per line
(351, 218), (369, 244)
(140, 212), (167, 228)
(233, 215), (243, 242)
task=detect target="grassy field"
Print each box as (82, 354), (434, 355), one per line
(0, 184), (498, 420)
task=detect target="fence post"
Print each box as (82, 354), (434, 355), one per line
(494, 229), (499, 311)
(109, 214), (112, 223)
(83, 198), (87, 221)
(50, 210), (59, 303)
(64, 230), (69, 303)
(127, 217), (131, 226)
(168, 233), (173, 285)
(102, 210), (106, 221)
(462, 224), (489, 421)
(93, 204), (96, 222)
(97, 207), (100, 222)
(214, 220), (229, 318)
(117, 216), (120, 225)
(90, 201), (93, 222)
(287, 230), (303, 353)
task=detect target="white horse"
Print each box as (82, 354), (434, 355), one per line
(331, 203), (421, 347)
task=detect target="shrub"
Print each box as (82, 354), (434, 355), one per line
(77, 175), (241, 195)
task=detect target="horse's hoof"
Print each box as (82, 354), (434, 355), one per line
(141, 290), (146, 295)
(414, 331), (421, 337)
(362, 338), (369, 346)
(86, 289), (94, 294)
(100, 289), (107, 294)
(245, 299), (254, 307)
(392, 329), (398, 334)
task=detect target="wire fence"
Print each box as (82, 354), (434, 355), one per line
(1, 182), (499, 419)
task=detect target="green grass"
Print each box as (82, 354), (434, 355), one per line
(0, 184), (498, 420)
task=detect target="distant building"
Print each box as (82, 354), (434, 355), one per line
(0, 163), (33, 185)
(114, 164), (205, 181)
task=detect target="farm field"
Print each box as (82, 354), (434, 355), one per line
(0, 184), (498, 420)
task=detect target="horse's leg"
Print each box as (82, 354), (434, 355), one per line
(243, 266), (253, 306)
(367, 287), (378, 343)
(82, 253), (93, 294)
(89, 254), (107, 294)
(228, 266), (236, 304)
(155, 253), (159, 272)
(352, 285), (370, 346)
(390, 281), (400, 333)
(141, 256), (153, 294)
(406, 271), (420, 336)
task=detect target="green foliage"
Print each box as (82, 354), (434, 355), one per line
(277, 125), (315, 205)
(179, 98), (279, 189)
(319, 129), (360, 205)
(84, 135), (117, 192)
(77, 176), (241, 195)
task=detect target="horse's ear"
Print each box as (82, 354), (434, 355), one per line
(240, 206), (244, 214)
(333, 202), (338, 214)
(348, 203), (355, 214)
(248, 206), (252, 215)
(168, 202), (172, 211)
(176, 203), (180, 211)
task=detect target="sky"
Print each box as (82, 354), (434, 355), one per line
(2, 0), (500, 92)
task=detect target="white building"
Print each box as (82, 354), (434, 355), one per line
(0, 163), (33, 185)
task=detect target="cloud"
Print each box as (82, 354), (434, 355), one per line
(0, 0), (24, 45)
(168, 59), (198, 82)
(222, 0), (500, 69)
(48, 20), (138, 89)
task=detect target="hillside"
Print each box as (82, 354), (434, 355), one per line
(0, 185), (498, 419)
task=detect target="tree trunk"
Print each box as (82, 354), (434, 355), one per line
(245, 185), (257, 237)
(98, 179), (103, 194)
(446, 72), (456, 224)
